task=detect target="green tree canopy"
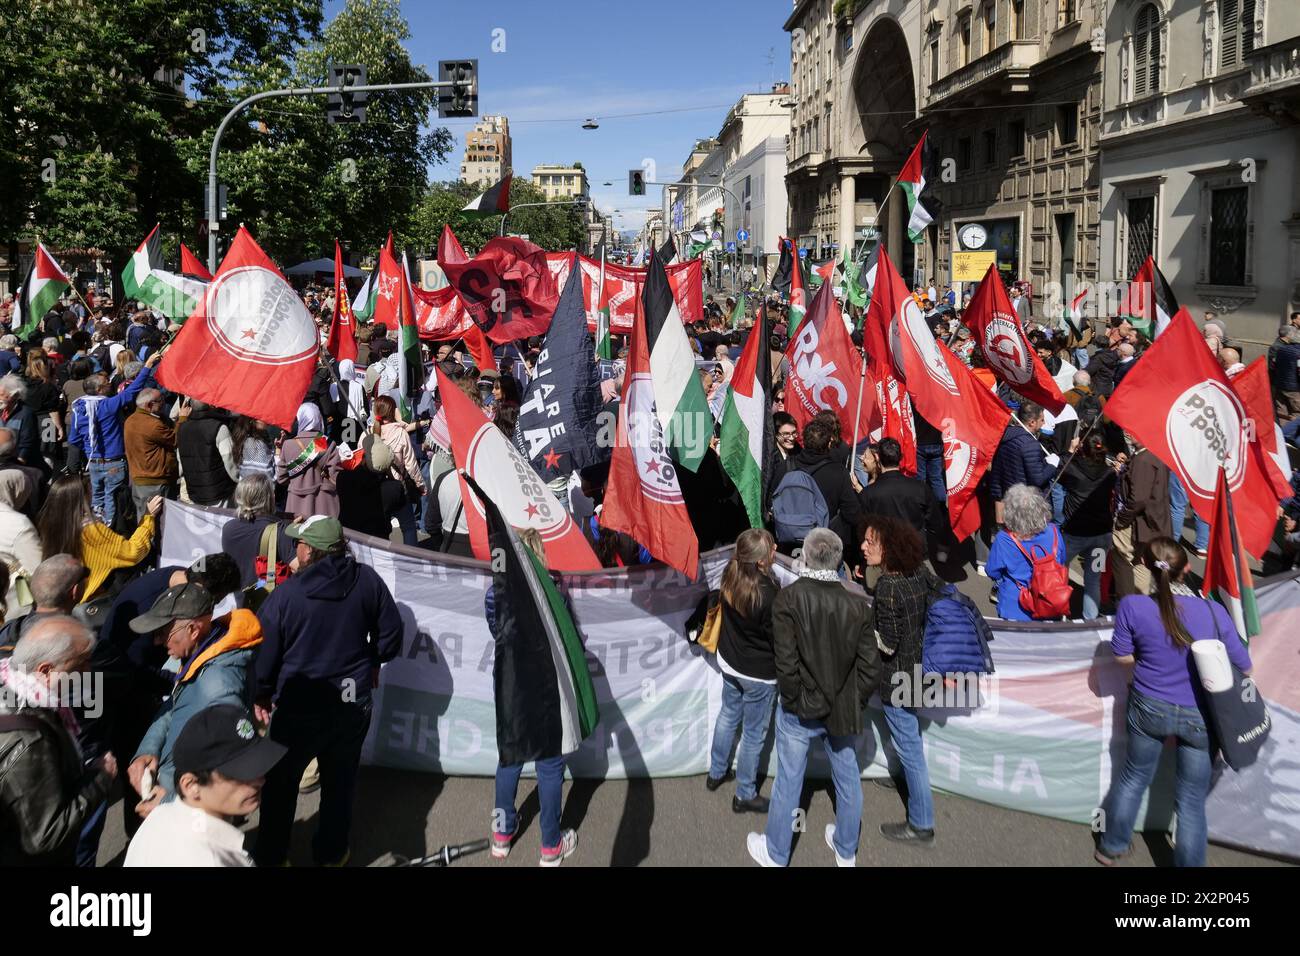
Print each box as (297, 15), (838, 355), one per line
(404, 179), (587, 260)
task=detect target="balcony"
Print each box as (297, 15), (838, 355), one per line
(924, 40), (1040, 109)
(1241, 35), (1300, 125)
(787, 150), (825, 177)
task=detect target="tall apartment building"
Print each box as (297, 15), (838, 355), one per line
(531, 165), (590, 201)
(460, 115), (512, 186)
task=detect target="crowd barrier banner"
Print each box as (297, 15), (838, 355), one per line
(163, 500), (1300, 861)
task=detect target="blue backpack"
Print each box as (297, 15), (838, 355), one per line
(771, 469), (830, 545)
(922, 583), (995, 676)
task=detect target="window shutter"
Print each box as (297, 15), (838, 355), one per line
(1221, 0), (1240, 70)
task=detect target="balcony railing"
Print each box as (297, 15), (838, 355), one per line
(926, 40), (1040, 106)
(1245, 35), (1300, 96)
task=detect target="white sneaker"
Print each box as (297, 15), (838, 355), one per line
(824, 824), (856, 867)
(539, 829), (578, 867)
(976, 563), (988, 577)
(746, 832), (780, 867)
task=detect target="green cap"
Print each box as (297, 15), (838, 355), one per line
(129, 583), (215, 634)
(285, 515), (344, 551)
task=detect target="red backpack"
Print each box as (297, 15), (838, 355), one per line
(1010, 527), (1072, 619)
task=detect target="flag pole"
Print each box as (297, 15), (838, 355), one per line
(848, 348), (868, 473)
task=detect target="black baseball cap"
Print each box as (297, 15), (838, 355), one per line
(129, 583), (215, 634)
(172, 705), (286, 783)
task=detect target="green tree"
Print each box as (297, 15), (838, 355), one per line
(405, 179), (586, 259)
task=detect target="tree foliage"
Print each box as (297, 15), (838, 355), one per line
(403, 179), (587, 260)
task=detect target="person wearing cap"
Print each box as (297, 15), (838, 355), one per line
(252, 515), (402, 867)
(127, 583), (264, 814)
(124, 704), (286, 867)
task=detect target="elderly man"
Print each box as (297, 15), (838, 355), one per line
(1218, 347), (1246, 379)
(747, 528), (881, 868)
(68, 351), (162, 526)
(1271, 326), (1300, 421)
(124, 386), (178, 520)
(0, 426), (46, 519)
(0, 616), (118, 865)
(0, 374), (40, 468)
(1110, 342), (1138, 390)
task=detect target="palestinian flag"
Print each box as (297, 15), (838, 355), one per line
(1064, 287), (1088, 337)
(719, 307), (772, 527)
(843, 250), (866, 309)
(729, 293), (745, 330)
(788, 242), (808, 335)
(461, 174), (511, 217)
(180, 243), (214, 281)
(1203, 467), (1261, 642)
(121, 225), (206, 320)
(397, 252), (424, 416)
(1119, 255), (1178, 341)
(595, 248), (613, 360)
(644, 249), (710, 471)
(462, 472), (599, 766)
(13, 243), (71, 338)
(352, 261), (378, 322)
(897, 132), (934, 243)
(810, 258), (835, 291)
(657, 235), (679, 266)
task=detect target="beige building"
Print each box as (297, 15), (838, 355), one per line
(531, 165), (590, 202)
(460, 115), (511, 186)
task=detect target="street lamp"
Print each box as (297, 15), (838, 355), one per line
(582, 118), (599, 129)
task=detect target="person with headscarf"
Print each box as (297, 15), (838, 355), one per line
(0, 470), (42, 617)
(331, 359), (368, 443)
(275, 403), (341, 519)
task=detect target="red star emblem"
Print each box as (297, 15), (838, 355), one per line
(645, 459), (661, 475)
(525, 502), (539, 519)
(241, 327), (256, 340)
(543, 448), (562, 470)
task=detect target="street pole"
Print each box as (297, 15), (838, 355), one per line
(499, 198), (587, 238)
(207, 79), (457, 272)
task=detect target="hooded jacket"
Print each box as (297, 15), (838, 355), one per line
(134, 609), (263, 795)
(254, 553), (403, 710)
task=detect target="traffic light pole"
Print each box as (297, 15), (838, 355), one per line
(499, 199), (588, 238)
(206, 80), (457, 272)
(645, 179), (742, 289)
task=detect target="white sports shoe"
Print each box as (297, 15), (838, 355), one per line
(825, 824), (856, 867)
(539, 829), (578, 867)
(746, 832), (780, 867)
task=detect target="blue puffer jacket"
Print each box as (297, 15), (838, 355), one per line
(989, 425), (1052, 500)
(134, 610), (262, 795)
(922, 584), (995, 676)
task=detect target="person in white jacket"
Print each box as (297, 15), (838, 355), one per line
(0, 470), (43, 619)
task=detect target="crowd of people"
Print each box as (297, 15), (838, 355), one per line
(0, 270), (1287, 868)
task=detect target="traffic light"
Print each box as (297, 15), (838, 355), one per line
(326, 63), (368, 124)
(629, 169), (645, 196)
(438, 60), (478, 117)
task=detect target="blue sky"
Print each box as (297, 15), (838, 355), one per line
(325, 0), (792, 234)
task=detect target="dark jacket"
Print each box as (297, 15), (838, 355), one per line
(1085, 348), (1120, 397)
(1111, 357), (1138, 390)
(1271, 342), (1300, 393)
(220, 515), (295, 590)
(1, 403), (40, 467)
(717, 576), (779, 681)
(874, 568), (940, 689)
(255, 553), (403, 708)
(858, 470), (941, 543)
(771, 577), (880, 737)
(1059, 457), (1117, 538)
(1114, 447), (1171, 553)
(177, 408), (236, 505)
(790, 448), (861, 528)
(0, 699), (113, 866)
(989, 424), (1052, 500)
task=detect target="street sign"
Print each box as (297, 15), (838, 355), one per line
(736, 229), (749, 242)
(725, 241), (736, 252)
(711, 230), (722, 241)
(952, 250), (997, 281)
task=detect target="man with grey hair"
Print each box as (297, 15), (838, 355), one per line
(0, 372), (40, 468)
(0, 615), (118, 865)
(1111, 341), (1138, 390)
(0, 425), (46, 518)
(0, 554), (88, 648)
(1271, 325), (1300, 421)
(0, 334), (20, 375)
(747, 527), (880, 868)
(124, 385), (178, 520)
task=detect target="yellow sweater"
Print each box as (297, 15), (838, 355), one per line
(78, 515), (156, 602)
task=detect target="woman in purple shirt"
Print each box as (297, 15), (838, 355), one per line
(1096, 537), (1252, 867)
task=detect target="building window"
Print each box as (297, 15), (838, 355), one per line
(813, 117), (820, 152)
(1058, 0), (1077, 27)
(1133, 4), (1161, 97)
(1125, 195), (1156, 278)
(1055, 213), (1076, 286)
(1219, 0), (1256, 72)
(843, 29), (852, 53)
(983, 128), (997, 165)
(1012, 0), (1025, 40)
(958, 136), (972, 171)
(983, 1), (997, 54)
(960, 15), (972, 65)
(1008, 119), (1026, 158)
(1055, 102), (1079, 147)
(1208, 186), (1249, 285)
(930, 38), (940, 84)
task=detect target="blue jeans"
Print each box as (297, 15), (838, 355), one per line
(916, 443), (947, 502)
(495, 755), (567, 849)
(1064, 531), (1112, 620)
(1050, 482), (1066, 526)
(88, 458), (127, 525)
(395, 497), (419, 546)
(764, 703), (862, 865)
(708, 673), (777, 799)
(1100, 688), (1213, 867)
(75, 798), (108, 867)
(881, 704), (935, 830)
(1168, 474), (1210, 551)
(1284, 416), (1300, 444)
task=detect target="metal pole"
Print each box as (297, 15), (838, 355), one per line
(848, 348), (868, 473)
(499, 199), (584, 238)
(207, 80), (457, 272)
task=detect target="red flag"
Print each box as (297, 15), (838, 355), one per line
(437, 224), (465, 265)
(180, 243), (213, 281)
(861, 250), (917, 474)
(962, 262), (1065, 413)
(783, 281), (875, 450)
(384, 230), (395, 257)
(439, 234), (559, 343)
(434, 366), (600, 571)
(463, 321), (495, 372)
(1231, 357), (1293, 500)
(325, 240), (357, 362)
(544, 253), (704, 331)
(1105, 308), (1281, 557)
(600, 290), (700, 580)
(412, 286), (473, 340)
(370, 245), (405, 330)
(156, 227), (317, 430)
(875, 247), (1008, 539)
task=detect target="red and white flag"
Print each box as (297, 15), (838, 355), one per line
(1229, 356), (1292, 500)
(325, 240), (357, 363)
(156, 227), (318, 430)
(784, 281), (875, 449)
(434, 366), (600, 571)
(1105, 308), (1282, 557)
(369, 244), (406, 331)
(962, 262), (1065, 413)
(600, 290), (700, 580)
(412, 286), (473, 340)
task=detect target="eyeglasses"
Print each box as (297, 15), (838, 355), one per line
(777, 430), (797, 439)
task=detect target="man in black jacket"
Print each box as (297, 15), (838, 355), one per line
(0, 616), (117, 866)
(858, 438), (942, 546)
(786, 419), (861, 554)
(747, 528), (880, 868)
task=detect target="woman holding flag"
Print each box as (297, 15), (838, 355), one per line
(276, 403), (341, 520)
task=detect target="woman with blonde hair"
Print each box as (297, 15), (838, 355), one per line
(372, 395), (426, 546)
(706, 527), (781, 813)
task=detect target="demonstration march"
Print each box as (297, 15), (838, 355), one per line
(1, 0), (1297, 889)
